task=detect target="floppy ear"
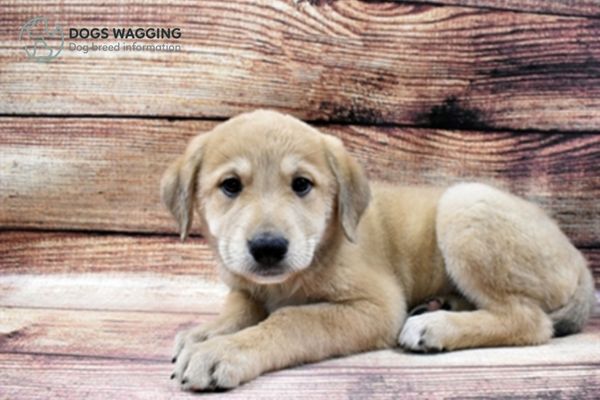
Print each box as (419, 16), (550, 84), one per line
(160, 134), (207, 241)
(323, 135), (371, 242)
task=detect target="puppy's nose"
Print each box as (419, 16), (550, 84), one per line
(248, 233), (289, 266)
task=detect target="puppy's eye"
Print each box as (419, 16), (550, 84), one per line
(220, 177), (243, 198)
(292, 177), (312, 197)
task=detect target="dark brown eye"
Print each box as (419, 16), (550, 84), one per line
(292, 177), (312, 197)
(220, 177), (243, 198)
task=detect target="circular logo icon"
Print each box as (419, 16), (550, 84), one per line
(20, 16), (64, 62)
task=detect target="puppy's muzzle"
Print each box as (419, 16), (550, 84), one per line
(248, 232), (289, 269)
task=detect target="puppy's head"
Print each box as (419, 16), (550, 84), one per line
(161, 110), (370, 284)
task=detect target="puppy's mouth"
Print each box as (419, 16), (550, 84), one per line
(252, 265), (285, 276)
(247, 263), (292, 284)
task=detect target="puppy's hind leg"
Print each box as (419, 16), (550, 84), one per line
(399, 183), (584, 352)
(399, 297), (553, 352)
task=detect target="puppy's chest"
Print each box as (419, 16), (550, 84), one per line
(259, 285), (315, 314)
(264, 296), (305, 314)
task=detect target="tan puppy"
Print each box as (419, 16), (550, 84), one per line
(161, 110), (595, 391)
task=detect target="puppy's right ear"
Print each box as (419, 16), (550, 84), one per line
(323, 135), (371, 243)
(160, 134), (207, 241)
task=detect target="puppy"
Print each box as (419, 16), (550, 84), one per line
(161, 110), (595, 391)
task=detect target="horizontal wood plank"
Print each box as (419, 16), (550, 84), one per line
(0, 232), (598, 314)
(1, 305), (599, 366)
(2, 1), (600, 130)
(0, 307), (210, 360)
(1, 353), (599, 400)
(1, 118), (598, 245)
(0, 231), (217, 277)
(401, 0), (600, 18)
(0, 118), (204, 234)
(0, 272), (226, 314)
(0, 231), (226, 313)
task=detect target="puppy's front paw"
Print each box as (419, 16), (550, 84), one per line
(398, 312), (452, 352)
(171, 336), (258, 391)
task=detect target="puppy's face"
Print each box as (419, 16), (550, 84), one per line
(199, 120), (336, 284)
(161, 110), (370, 285)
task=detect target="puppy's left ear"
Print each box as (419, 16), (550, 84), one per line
(160, 134), (207, 241)
(323, 135), (371, 242)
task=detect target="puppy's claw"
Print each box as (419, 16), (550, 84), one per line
(171, 356), (177, 363)
(170, 373), (176, 380)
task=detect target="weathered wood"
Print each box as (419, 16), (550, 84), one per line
(399, 0), (600, 18)
(0, 352), (599, 400)
(1, 119), (598, 245)
(0, 231), (226, 313)
(0, 231), (216, 277)
(587, 248), (600, 287)
(0, 118), (200, 234)
(0, 354), (600, 400)
(1, 305), (599, 364)
(2, 1), (600, 130)
(0, 306), (213, 360)
(0, 272), (226, 314)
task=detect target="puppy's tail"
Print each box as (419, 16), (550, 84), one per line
(549, 262), (596, 337)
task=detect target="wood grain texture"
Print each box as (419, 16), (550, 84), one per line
(1, 118), (598, 245)
(399, 0), (600, 18)
(0, 232), (598, 314)
(0, 231), (217, 277)
(0, 307), (213, 360)
(2, 1), (600, 130)
(0, 305), (599, 398)
(0, 118), (201, 234)
(587, 248), (600, 287)
(0, 232), (228, 314)
(0, 272), (226, 314)
(0, 231), (226, 313)
(1, 353), (599, 400)
(0, 305), (599, 397)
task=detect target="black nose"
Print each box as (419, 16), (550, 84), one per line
(248, 233), (289, 266)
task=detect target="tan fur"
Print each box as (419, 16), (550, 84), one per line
(161, 110), (595, 391)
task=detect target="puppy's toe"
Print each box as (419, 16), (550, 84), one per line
(172, 331), (187, 363)
(398, 312), (449, 352)
(171, 341), (196, 382)
(181, 352), (218, 391)
(172, 325), (213, 363)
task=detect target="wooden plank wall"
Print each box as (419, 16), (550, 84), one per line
(0, 1), (599, 397)
(1, 0), (599, 277)
(1, 1), (600, 130)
